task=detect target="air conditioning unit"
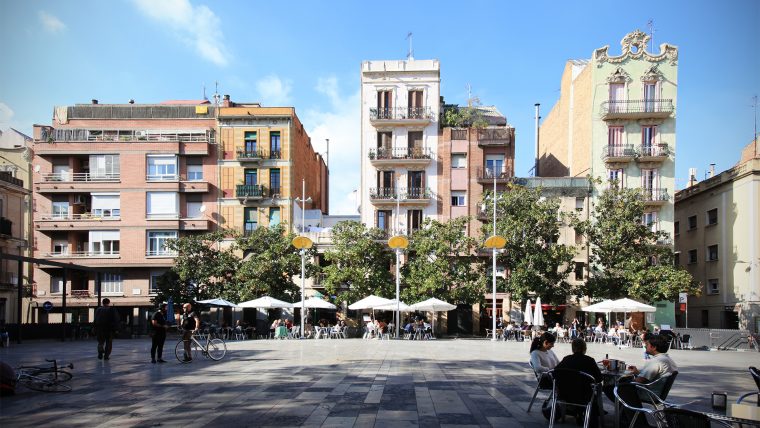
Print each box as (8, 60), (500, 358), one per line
(73, 195), (86, 204)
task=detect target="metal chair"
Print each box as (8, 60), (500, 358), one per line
(652, 407), (732, 428)
(640, 371), (678, 402)
(614, 382), (676, 428)
(527, 361), (553, 412)
(548, 369), (601, 428)
(737, 366), (760, 405)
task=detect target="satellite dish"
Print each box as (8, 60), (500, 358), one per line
(199, 205), (206, 213)
(34, 165), (41, 173)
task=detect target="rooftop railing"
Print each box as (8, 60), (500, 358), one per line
(44, 128), (215, 143)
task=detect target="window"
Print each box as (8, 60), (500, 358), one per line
(244, 207), (258, 235)
(641, 126), (657, 153)
(269, 132), (281, 158)
(244, 131), (257, 153)
(674, 252), (680, 266)
(707, 244), (719, 261)
(377, 171), (395, 194)
(575, 262), (585, 281)
(407, 210), (423, 234)
(609, 83), (624, 106)
(187, 165), (203, 181)
(269, 169), (281, 195)
(688, 249), (698, 264)
(147, 231), (177, 256)
(451, 154), (467, 169)
(575, 197), (584, 211)
(607, 126), (624, 155)
(408, 171), (425, 198)
(607, 168), (624, 187)
(674, 221), (680, 236)
(268, 207), (280, 227)
(641, 168), (659, 191)
(485, 155), (505, 178)
(707, 208), (718, 226)
(91, 193), (120, 218)
(701, 310), (709, 328)
(574, 228), (583, 245)
(408, 131), (423, 155)
(244, 169), (257, 186)
(102, 273), (123, 294)
(186, 197), (202, 219)
(642, 212), (657, 232)
(149, 272), (164, 294)
(688, 215), (697, 230)
(51, 277), (63, 294)
(146, 155), (177, 181)
(53, 164), (70, 181)
(146, 192), (179, 219)
(707, 278), (719, 295)
(644, 82), (657, 111)
(52, 201), (70, 219)
(376, 210), (392, 233)
(52, 239), (68, 255)
(451, 191), (466, 207)
(377, 131), (392, 150)
(89, 154), (120, 179)
(377, 90), (393, 117)
(89, 230), (120, 255)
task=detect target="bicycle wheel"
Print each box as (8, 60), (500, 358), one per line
(206, 338), (227, 361)
(21, 376), (71, 393)
(174, 340), (198, 363)
(34, 370), (73, 383)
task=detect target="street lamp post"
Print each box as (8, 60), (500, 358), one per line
(293, 179), (312, 338)
(387, 180), (408, 339)
(484, 173), (506, 341)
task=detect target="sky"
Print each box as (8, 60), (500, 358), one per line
(1, 0), (758, 215)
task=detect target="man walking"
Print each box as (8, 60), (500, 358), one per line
(181, 303), (200, 362)
(151, 303), (170, 363)
(94, 298), (120, 360)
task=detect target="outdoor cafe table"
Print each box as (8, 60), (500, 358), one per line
(705, 403), (760, 426)
(600, 366), (633, 428)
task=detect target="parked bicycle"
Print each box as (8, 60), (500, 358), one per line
(16, 359), (73, 392)
(175, 329), (227, 363)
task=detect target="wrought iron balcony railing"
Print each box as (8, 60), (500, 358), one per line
(476, 166), (510, 181)
(369, 187), (431, 200)
(637, 144), (671, 158)
(640, 188), (669, 202)
(236, 147), (268, 159)
(369, 106), (433, 121)
(602, 144), (636, 159)
(368, 147), (432, 160)
(236, 184), (267, 198)
(600, 99), (674, 116)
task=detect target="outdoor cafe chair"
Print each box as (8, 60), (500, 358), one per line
(234, 327), (247, 341)
(614, 382), (677, 428)
(736, 366), (760, 405)
(652, 407), (732, 428)
(527, 361), (554, 413)
(548, 369), (602, 428)
(639, 372), (679, 403)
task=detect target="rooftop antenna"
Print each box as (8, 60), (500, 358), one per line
(406, 32), (414, 60)
(212, 81), (221, 106)
(647, 19), (656, 51)
(466, 84), (472, 107)
(203, 84), (208, 101)
(752, 95), (758, 147)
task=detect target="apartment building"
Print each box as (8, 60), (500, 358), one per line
(360, 59), (441, 236)
(674, 141), (760, 331)
(30, 100), (218, 326)
(0, 170), (29, 323)
(216, 96), (328, 237)
(539, 29), (678, 247)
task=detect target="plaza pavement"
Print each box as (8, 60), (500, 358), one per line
(0, 336), (757, 427)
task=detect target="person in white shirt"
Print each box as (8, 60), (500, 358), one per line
(529, 332), (559, 374)
(628, 334), (678, 396)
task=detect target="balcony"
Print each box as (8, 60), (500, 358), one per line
(180, 219), (211, 231)
(476, 166), (511, 184)
(44, 251), (120, 259)
(636, 144), (671, 163)
(369, 107), (434, 126)
(600, 99), (674, 120)
(602, 145), (636, 163)
(36, 173), (120, 193)
(180, 180), (210, 193)
(477, 128), (513, 147)
(368, 147), (432, 167)
(640, 188), (670, 206)
(369, 187), (432, 206)
(36, 128), (213, 155)
(36, 212), (120, 231)
(145, 250), (178, 258)
(236, 184), (267, 201)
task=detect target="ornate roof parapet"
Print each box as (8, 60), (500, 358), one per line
(594, 29), (678, 67)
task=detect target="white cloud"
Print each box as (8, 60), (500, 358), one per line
(303, 75), (361, 215)
(0, 103), (14, 129)
(132, 0), (229, 67)
(38, 11), (66, 33)
(255, 75), (293, 106)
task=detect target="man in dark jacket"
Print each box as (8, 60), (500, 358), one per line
(94, 298), (120, 360)
(556, 338), (603, 382)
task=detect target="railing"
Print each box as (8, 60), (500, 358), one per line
(146, 213), (180, 220)
(0, 171), (24, 187)
(640, 188), (669, 202)
(46, 251), (120, 258)
(146, 250), (177, 257)
(600, 99), (674, 116)
(369, 187), (431, 200)
(0, 217), (11, 235)
(476, 166), (510, 180)
(47, 128), (215, 143)
(41, 173), (120, 182)
(369, 106), (434, 121)
(477, 128), (512, 142)
(451, 129), (468, 140)
(70, 290), (90, 298)
(269, 150), (282, 160)
(236, 184), (267, 198)
(146, 174), (179, 182)
(368, 147), (432, 160)
(602, 144), (636, 159)
(637, 144), (671, 158)
(40, 212), (121, 221)
(515, 177), (591, 190)
(236, 147), (267, 159)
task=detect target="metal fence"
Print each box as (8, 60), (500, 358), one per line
(671, 328), (754, 350)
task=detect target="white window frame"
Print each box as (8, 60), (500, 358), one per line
(707, 278), (719, 295)
(146, 192), (179, 219)
(91, 193), (120, 219)
(101, 273), (123, 295)
(642, 212), (658, 232)
(146, 155), (178, 181)
(607, 168), (625, 187)
(451, 191), (466, 207)
(89, 155), (120, 180)
(186, 201), (203, 219)
(149, 271), (164, 295)
(52, 239), (69, 255)
(52, 201), (70, 219)
(187, 164), (203, 181)
(147, 230), (178, 257)
(451, 154), (467, 169)
(51, 276), (63, 294)
(89, 230), (120, 255)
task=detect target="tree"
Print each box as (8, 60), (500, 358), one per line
(402, 217), (485, 305)
(321, 221), (394, 304)
(234, 224), (315, 302)
(575, 184), (699, 301)
(482, 185), (578, 304)
(152, 231), (240, 304)
(441, 104), (489, 129)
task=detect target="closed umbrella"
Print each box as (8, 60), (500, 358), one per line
(524, 299), (533, 325)
(533, 296), (544, 329)
(166, 297), (175, 326)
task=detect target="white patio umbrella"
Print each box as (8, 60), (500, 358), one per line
(195, 298), (238, 307)
(237, 296), (294, 308)
(347, 295), (393, 310)
(524, 299), (533, 325)
(533, 296), (544, 329)
(609, 298), (656, 313)
(374, 299), (412, 312)
(581, 299), (616, 327)
(302, 297), (337, 310)
(409, 298), (456, 337)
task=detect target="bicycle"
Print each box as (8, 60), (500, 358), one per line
(16, 359), (73, 392)
(175, 329), (227, 363)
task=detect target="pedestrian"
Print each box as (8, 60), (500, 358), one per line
(94, 298), (120, 360)
(151, 303), (169, 363)
(180, 303), (200, 362)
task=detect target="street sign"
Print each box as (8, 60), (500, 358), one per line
(678, 293), (688, 303)
(42, 301), (53, 311)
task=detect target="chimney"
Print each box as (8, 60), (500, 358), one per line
(91, 99), (98, 105)
(688, 168), (697, 187)
(223, 94), (231, 107)
(709, 163), (716, 178)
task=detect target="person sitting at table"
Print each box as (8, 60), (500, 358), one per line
(269, 319), (280, 338)
(627, 334), (678, 396)
(529, 332), (559, 375)
(556, 339), (603, 427)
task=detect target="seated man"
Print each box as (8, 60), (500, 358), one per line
(627, 334), (678, 396)
(556, 339), (602, 382)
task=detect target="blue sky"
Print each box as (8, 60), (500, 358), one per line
(1, 0), (758, 214)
